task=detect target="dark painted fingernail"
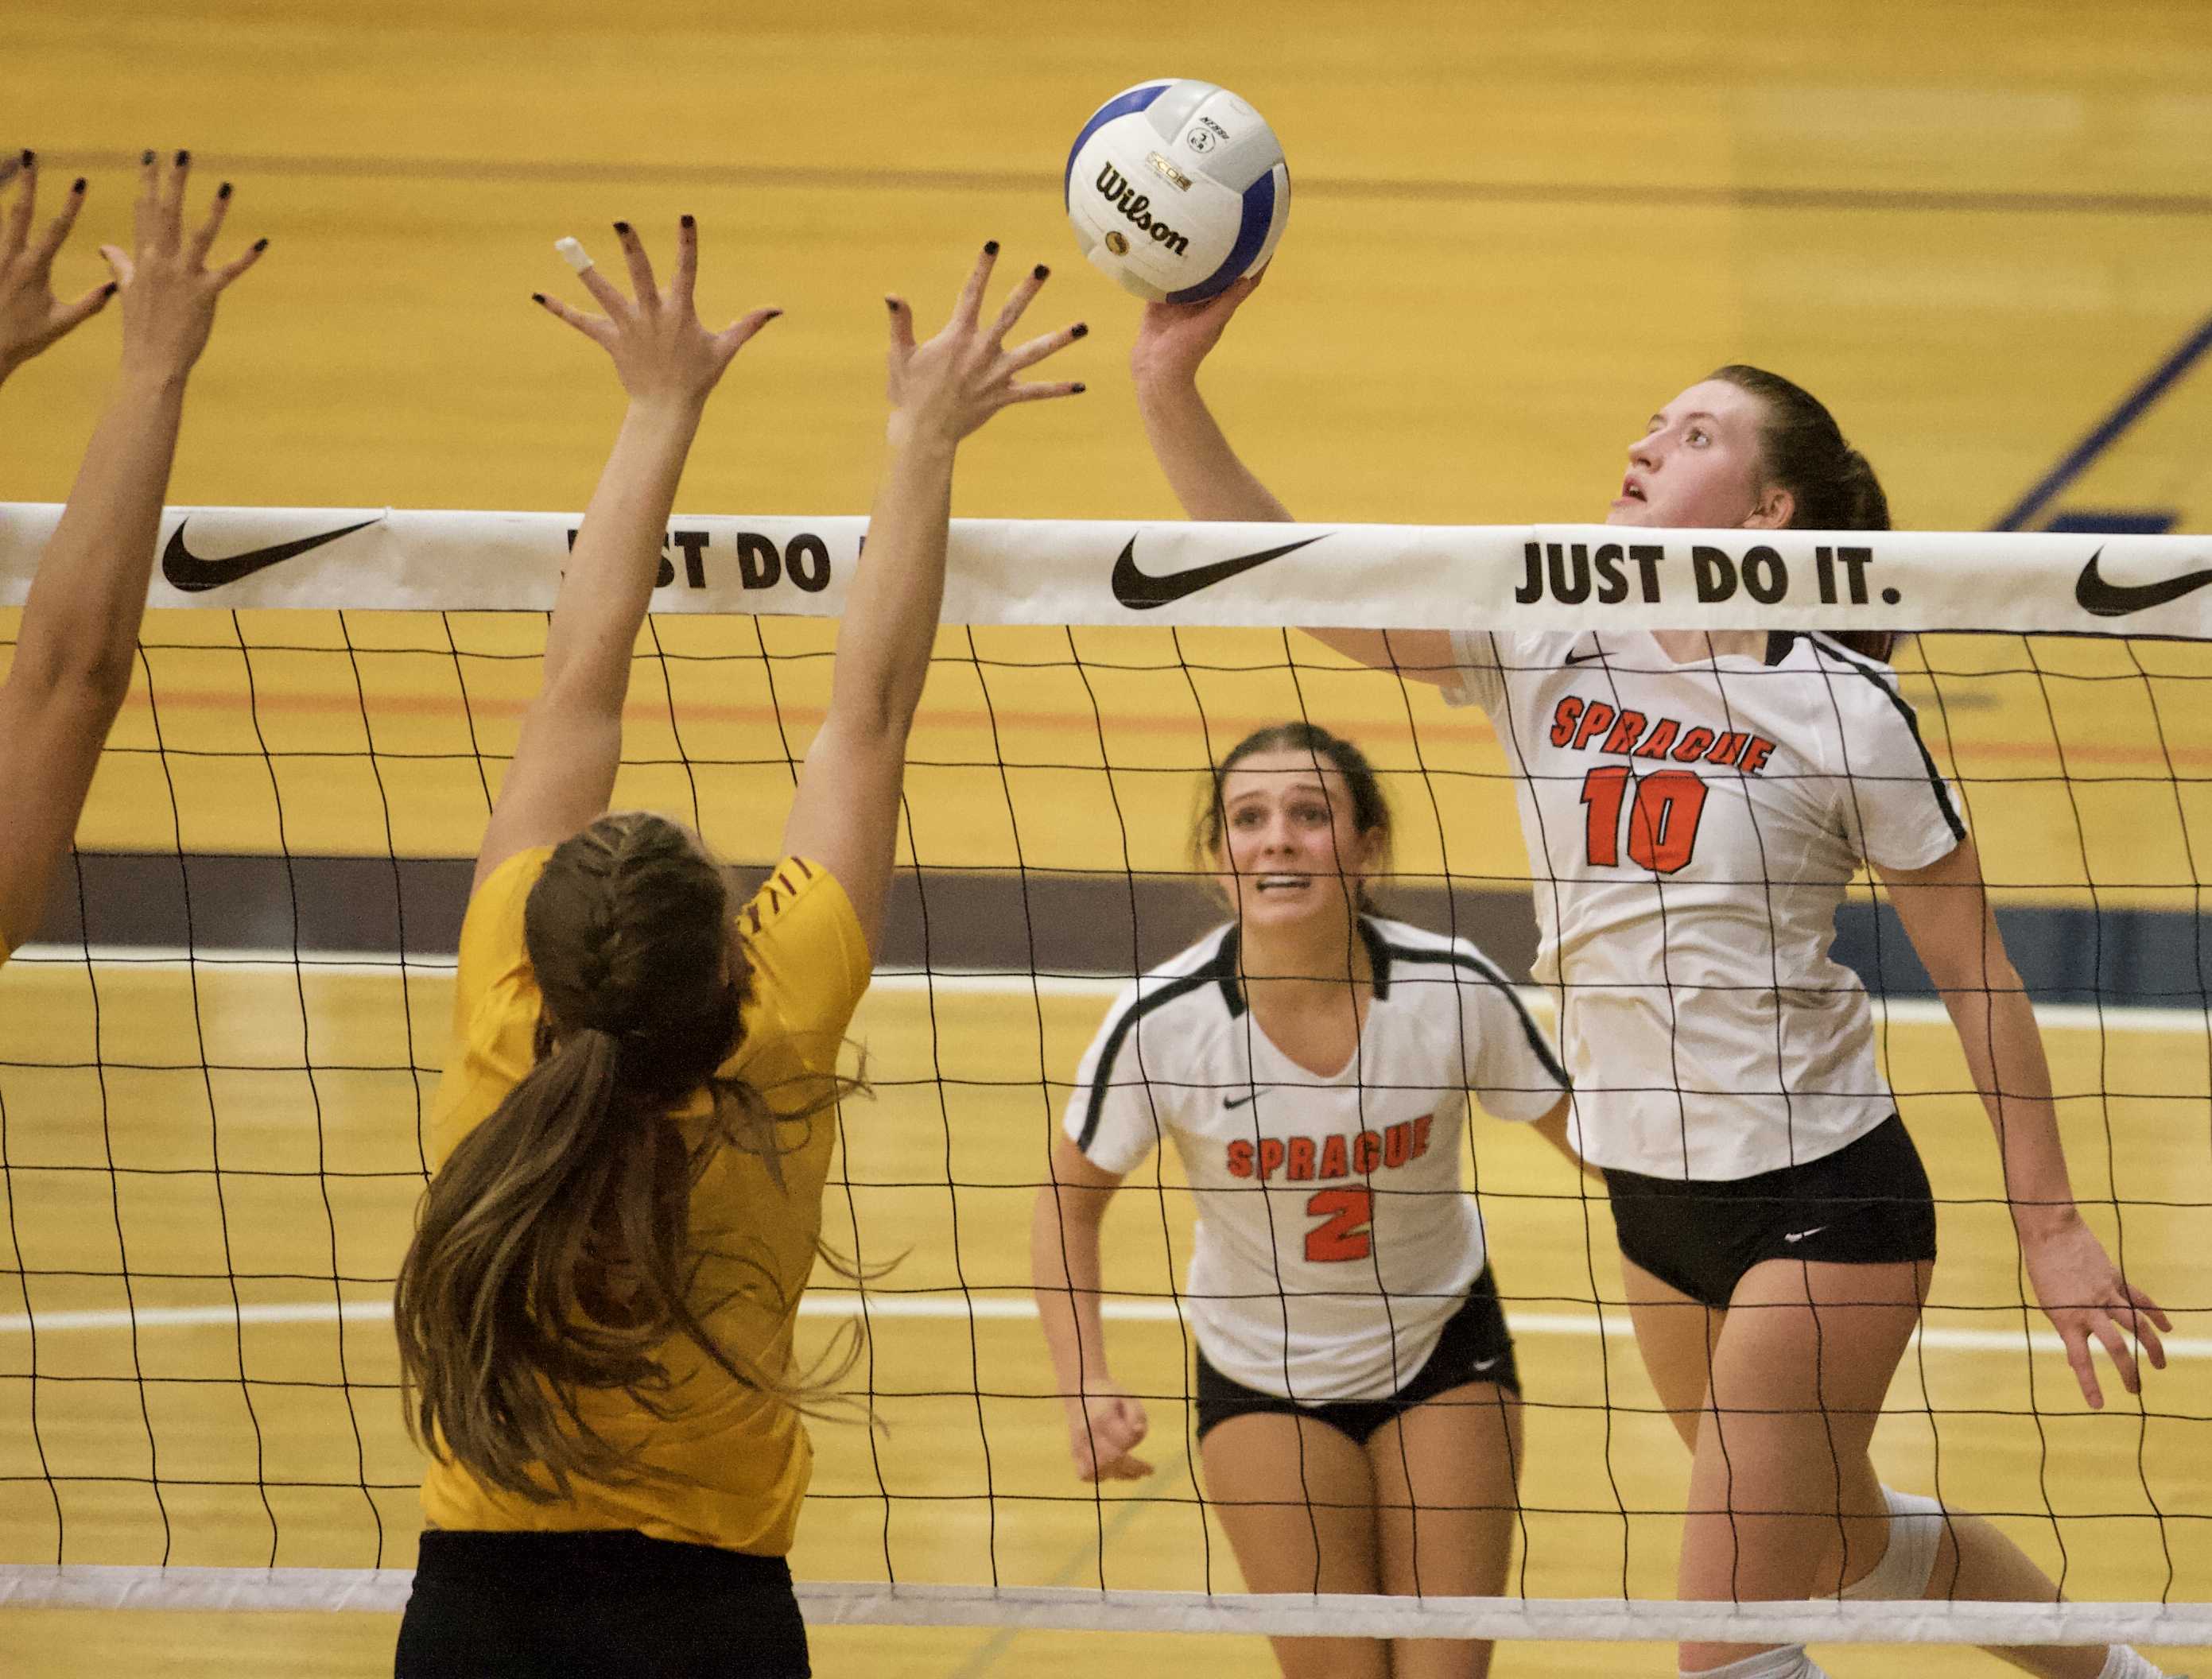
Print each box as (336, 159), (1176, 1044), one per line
(19, 149), (34, 169)
(763, 308), (784, 320)
(72, 177), (87, 195)
(1033, 263), (1049, 281)
(983, 240), (999, 256)
(1072, 382), (1088, 394)
(885, 297), (898, 310)
(140, 149), (155, 166)
(680, 213), (695, 229)
(1070, 322), (1089, 339)
(613, 219), (631, 235)
(101, 281), (118, 298)
(217, 181), (232, 200)
(251, 236), (269, 252)
(174, 149), (190, 167)
(531, 291), (546, 304)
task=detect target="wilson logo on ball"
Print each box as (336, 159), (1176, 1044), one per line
(1094, 164), (1191, 256)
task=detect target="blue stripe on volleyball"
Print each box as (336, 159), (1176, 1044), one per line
(1064, 82), (1173, 207)
(1167, 165), (1279, 304)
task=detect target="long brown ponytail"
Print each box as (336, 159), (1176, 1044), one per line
(1709, 363), (1899, 664)
(394, 812), (863, 1502)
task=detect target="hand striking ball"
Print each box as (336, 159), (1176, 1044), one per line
(1064, 79), (1290, 303)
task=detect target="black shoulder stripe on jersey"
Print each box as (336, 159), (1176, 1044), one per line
(1360, 917), (1393, 1000)
(1077, 929), (1239, 1154)
(1379, 939), (1571, 1090)
(1815, 638), (1967, 843)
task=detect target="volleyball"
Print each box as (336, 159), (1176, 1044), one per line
(1064, 79), (1290, 303)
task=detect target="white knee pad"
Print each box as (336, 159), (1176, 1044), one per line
(2097, 1647), (2176, 1679)
(1835, 1484), (1944, 1601)
(1682, 1646), (1830, 1679)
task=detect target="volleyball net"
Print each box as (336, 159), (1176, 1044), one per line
(0, 506), (2206, 1652)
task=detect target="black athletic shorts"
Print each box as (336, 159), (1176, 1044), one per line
(1193, 1266), (1520, 1447)
(1604, 1113), (1938, 1311)
(394, 1528), (809, 1678)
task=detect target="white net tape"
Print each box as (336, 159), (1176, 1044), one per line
(0, 1568), (2208, 1644)
(2, 502), (2210, 633)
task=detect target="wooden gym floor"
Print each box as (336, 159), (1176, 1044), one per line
(4, 0), (2210, 1671)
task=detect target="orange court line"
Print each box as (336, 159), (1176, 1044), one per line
(107, 684), (2212, 770)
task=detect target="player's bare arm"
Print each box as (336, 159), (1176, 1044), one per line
(0, 152), (262, 951)
(779, 246), (1086, 955)
(474, 215), (781, 892)
(1879, 835), (2171, 1408)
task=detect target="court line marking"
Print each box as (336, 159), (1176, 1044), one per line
(6, 952), (2208, 1039)
(0, 1293), (2201, 1363)
(42, 148), (2212, 220)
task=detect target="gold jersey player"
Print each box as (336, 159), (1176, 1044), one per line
(1123, 277), (2175, 1679)
(0, 152), (262, 965)
(1033, 721), (1576, 1679)
(389, 227), (1084, 1677)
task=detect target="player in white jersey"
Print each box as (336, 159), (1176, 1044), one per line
(1124, 290), (2176, 1679)
(1032, 722), (1574, 1679)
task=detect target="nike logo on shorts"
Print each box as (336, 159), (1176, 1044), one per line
(1111, 533), (1328, 610)
(1224, 1089), (1263, 1110)
(1782, 1226), (1827, 1243)
(162, 517), (379, 593)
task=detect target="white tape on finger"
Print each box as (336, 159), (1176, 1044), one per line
(555, 237), (592, 273)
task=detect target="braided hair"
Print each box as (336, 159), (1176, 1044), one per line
(394, 812), (860, 1502)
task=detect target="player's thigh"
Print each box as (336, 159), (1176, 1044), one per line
(1201, 1410), (1383, 1594)
(1622, 1254), (1724, 1451)
(1365, 1381), (1522, 1679)
(1202, 1413), (1388, 1679)
(1364, 1380), (1522, 1596)
(1683, 1256), (1928, 1600)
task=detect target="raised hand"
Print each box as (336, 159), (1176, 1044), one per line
(883, 242), (1085, 451)
(534, 216), (779, 407)
(2023, 1216), (2171, 1408)
(0, 151), (114, 382)
(1129, 269), (1263, 390)
(1065, 1378), (1153, 1483)
(101, 150), (266, 386)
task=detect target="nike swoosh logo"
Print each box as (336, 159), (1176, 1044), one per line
(161, 517), (380, 593)
(1564, 648), (1607, 665)
(1782, 1226), (1827, 1244)
(1470, 1355), (1502, 1372)
(1111, 533), (1328, 610)
(1224, 1090), (1263, 1110)
(2073, 546), (2212, 618)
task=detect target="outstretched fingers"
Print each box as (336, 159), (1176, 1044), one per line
(3, 154), (35, 257)
(187, 180), (233, 266)
(211, 235), (269, 290)
(999, 319), (1087, 378)
(156, 149), (191, 252)
(983, 262), (1049, 349)
(950, 239), (998, 330)
(50, 277), (117, 336)
(32, 175), (89, 272)
(611, 221), (657, 310)
(883, 293), (916, 357)
(997, 376), (1087, 409)
(670, 214), (698, 312)
(532, 289), (614, 346)
(709, 304), (782, 373)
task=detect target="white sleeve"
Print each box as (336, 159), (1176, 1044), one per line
(1455, 958), (1571, 1123)
(1063, 987), (1172, 1177)
(1833, 670), (1969, 871)
(1439, 629), (1509, 714)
